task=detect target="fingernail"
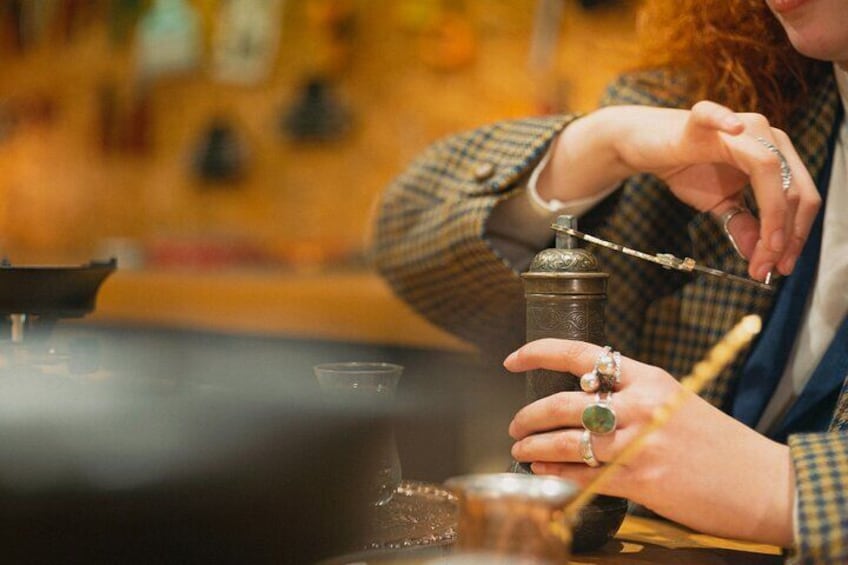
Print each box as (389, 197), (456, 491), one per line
(504, 351), (517, 366)
(510, 442), (522, 459)
(757, 263), (775, 282)
(531, 462), (546, 474)
(782, 255), (797, 274)
(769, 228), (785, 252)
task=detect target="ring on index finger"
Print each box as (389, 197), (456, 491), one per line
(755, 136), (792, 192)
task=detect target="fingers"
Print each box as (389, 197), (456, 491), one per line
(509, 391), (593, 439)
(780, 176), (820, 274)
(713, 201), (760, 260)
(689, 100), (746, 135)
(700, 124), (819, 280)
(511, 426), (626, 463)
(503, 340), (669, 498)
(735, 134), (783, 275)
(528, 461), (632, 498)
(738, 129), (819, 280)
(512, 431), (634, 498)
(529, 462), (608, 490)
(505, 339), (644, 440)
(770, 130), (820, 275)
(685, 102), (820, 280)
(504, 339), (633, 383)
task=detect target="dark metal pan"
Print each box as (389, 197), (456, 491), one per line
(0, 258), (116, 317)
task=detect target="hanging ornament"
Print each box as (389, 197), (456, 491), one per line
(135, 0), (202, 80)
(280, 76), (351, 142)
(191, 117), (249, 184)
(211, 0), (285, 85)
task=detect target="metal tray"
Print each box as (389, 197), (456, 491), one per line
(364, 480), (458, 551)
(321, 480), (457, 564)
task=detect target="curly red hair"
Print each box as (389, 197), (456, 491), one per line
(634, 0), (831, 127)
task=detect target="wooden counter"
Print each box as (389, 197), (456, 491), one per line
(323, 514), (783, 564)
(86, 268), (472, 351)
(602, 514), (782, 564)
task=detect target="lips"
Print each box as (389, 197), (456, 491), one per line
(768, 0), (811, 14)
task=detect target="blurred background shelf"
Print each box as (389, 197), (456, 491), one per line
(0, 0), (636, 274)
(86, 267), (472, 351)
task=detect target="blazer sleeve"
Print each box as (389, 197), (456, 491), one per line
(372, 70), (696, 361)
(372, 69), (724, 367)
(372, 115), (576, 359)
(788, 431), (848, 563)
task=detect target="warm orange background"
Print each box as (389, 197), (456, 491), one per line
(0, 0), (636, 268)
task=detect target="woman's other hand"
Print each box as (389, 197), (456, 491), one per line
(503, 338), (795, 547)
(536, 102), (820, 281)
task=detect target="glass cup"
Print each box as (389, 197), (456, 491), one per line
(444, 473), (577, 563)
(314, 362), (403, 506)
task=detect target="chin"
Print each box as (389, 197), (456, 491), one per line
(784, 31), (847, 63)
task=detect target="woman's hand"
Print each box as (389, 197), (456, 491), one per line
(537, 101), (820, 282)
(503, 338), (795, 548)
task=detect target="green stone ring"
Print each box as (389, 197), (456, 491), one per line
(582, 396), (617, 435)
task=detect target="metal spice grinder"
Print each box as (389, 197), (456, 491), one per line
(516, 214), (627, 552)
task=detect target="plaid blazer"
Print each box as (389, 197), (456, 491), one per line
(374, 70), (845, 563)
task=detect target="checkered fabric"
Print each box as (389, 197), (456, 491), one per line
(789, 433), (848, 564)
(373, 69), (845, 562)
(374, 115), (576, 361)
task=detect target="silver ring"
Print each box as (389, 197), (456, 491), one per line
(755, 136), (792, 191)
(579, 429), (600, 467)
(719, 205), (751, 259)
(582, 392), (617, 435)
(579, 346), (621, 394)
